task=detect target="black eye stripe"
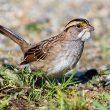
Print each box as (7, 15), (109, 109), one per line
(76, 24), (81, 28)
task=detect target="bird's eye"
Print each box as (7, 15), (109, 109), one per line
(76, 24), (81, 28)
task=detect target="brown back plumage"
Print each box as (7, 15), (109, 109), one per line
(20, 33), (64, 65)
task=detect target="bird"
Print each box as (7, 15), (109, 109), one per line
(0, 18), (94, 78)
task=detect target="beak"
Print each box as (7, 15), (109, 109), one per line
(87, 24), (94, 31)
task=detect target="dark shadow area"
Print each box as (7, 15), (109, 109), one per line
(35, 69), (98, 87)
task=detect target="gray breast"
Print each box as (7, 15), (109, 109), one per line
(47, 40), (84, 77)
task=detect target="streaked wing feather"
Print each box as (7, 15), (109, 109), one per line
(36, 53), (47, 62)
(20, 34), (61, 65)
(20, 43), (47, 65)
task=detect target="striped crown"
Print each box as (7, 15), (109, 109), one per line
(64, 18), (89, 30)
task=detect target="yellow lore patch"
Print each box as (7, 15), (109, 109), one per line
(79, 22), (87, 27)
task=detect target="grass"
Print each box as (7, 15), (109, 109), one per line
(26, 23), (43, 33)
(0, 67), (110, 110)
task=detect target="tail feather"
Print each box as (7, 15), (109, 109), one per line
(0, 25), (31, 53)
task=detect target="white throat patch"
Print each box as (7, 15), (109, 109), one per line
(78, 31), (91, 41)
(81, 31), (91, 41)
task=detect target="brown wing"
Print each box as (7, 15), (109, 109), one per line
(20, 33), (64, 65)
(20, 43), (47, 65)
(20, 39), (51, 65)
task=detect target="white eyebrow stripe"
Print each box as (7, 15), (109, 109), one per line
(64, 21), (80, 30)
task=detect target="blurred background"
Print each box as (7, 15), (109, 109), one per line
(0, 0), (110, 71)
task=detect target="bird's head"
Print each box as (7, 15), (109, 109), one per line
(64, 18), (94, 41)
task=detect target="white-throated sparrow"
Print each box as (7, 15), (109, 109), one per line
(0, 18), (94, 78)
